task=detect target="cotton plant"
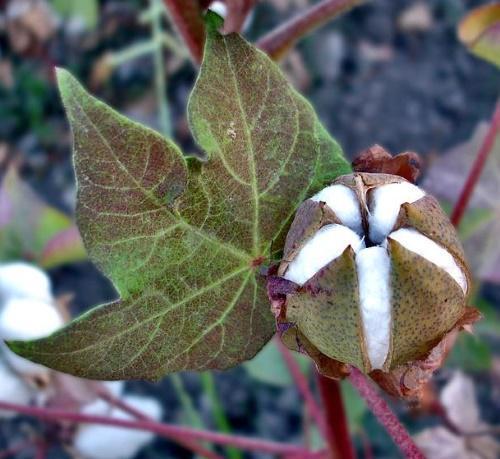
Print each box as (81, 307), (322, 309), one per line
(0, 262), (162, 459)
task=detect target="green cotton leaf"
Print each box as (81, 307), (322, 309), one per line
(8, 25), (349, 380)
(0, 166), (86, 267)
(244, 339), (310, 387)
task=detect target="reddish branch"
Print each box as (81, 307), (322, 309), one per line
(0, 401), (320, 458)
(317, 374), (356, 459)
(97, 389), (223, 459)
(275, 337), (329, 440)
(162, 0), (205, 63)
(257, 0), (365, 60)
(451, 100), (500, 227)
(348, 368), (425, 459)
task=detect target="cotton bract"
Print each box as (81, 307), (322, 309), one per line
(277, 172), (471, 374)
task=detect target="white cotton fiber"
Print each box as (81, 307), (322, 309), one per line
(369, 182), (425, 243)
(389, 228), (468, 293)
(0, 358), (33, 418)
(209, 1), (227, 17)
(355, 246), (392, 370)
(0, 298), (64, 376)
(74, 395), (163, 459)
(311, 184), (363, 235)
(0, 262), (52, 304)
(284, 224), (365, 285)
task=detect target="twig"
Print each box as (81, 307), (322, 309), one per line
(257, 0), (365, 60)
(97, 387), (222, 459)
(317, 374), (356, 459)
(0, 401), (319, 458)
(162, 0), (205, 63)
(451, 100), (500, 227)
(348, 368), (425, 459)
(274, 337), (329, 440)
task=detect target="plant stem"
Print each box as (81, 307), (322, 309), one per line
(151, 0), (172, 137)
(0, 401), (320, 458)
(200, 372), (242, 459)
(257, 0), (365, 60)
(450, 99), (500, 227)
(170, 373), (206, 430)
(275, 337), (329, 440)
(316, 374), (355, 459)
(348, 368), (425, 459)
(162, 0), (205, 64)
(97, 387), (222, 459)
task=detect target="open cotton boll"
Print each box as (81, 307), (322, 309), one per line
(389, 228), (468, 293)
(311, 184), (363, 235)
(0, 298), (64, 376)
(0, 262), (52, 304)
(285, 224), (365, 285)
(369, 182), (425, 243)
(356, 246), (392, 370)
(74, 395), (163, 459)
(0, 359), (33, 418)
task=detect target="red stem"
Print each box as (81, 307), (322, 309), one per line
(275, 337), (329, 440)
(257, 0), (364, 60)
(97, 388), (224, 459)
(451, 99), (500, 227)
(348, 368), (425, 459)
(0, 401), (319, 458)
(317, 374), (356, 459)
(162, 0), (205, 63)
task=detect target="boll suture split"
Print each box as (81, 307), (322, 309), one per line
(267, 146), (481, 401)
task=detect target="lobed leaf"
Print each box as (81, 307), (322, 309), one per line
(8, 23), (349, 380)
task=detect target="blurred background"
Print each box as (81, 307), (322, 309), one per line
(0, 0), (499, 458)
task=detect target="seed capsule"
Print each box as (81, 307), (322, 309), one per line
(271, 172), (478, 397)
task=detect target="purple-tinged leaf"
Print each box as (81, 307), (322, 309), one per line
(0, 166), (85, 267)
(8, 22), (349, 380)
(458, 3), (500, 68)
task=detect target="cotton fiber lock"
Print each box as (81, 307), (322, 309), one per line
(276, 172), (471, 374)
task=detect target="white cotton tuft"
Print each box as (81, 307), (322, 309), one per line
(369, 182), (425, 243)
(74, 395), (163, 459)
(356, 246), (392, 370)
(284, 224), (365, 285)
(389, 228), (468, 293)
(0, 298), (64, 376)
(0, 262), (53, 304)
(208, 1), (227, 17)
(0, 359), (33, 418)
(310, 184), (363, 235)
(102, 380), (125, 398)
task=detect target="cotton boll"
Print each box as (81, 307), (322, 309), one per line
(74, 395), (163, 459)
(0, 298), (64, 377)
(311, 185), (363, 235)
(356, 246), (392, 370)
(0, 262), (52, 304)
(285, 224), (365, 285)
(369, 182), (425, 243)
(389, 228), (467, 293)
(0, 359), (33, 418)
